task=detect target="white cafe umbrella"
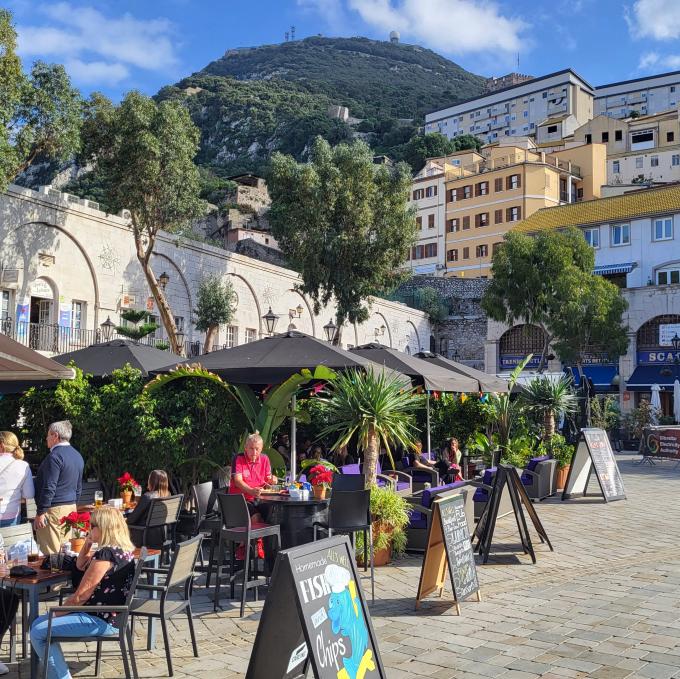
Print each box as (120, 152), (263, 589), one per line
(650, 383), (662, 424)
(674, 380), (680, 424)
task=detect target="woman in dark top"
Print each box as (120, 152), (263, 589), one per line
(126, 469), (170, 549)
(30, 505), (136, 679)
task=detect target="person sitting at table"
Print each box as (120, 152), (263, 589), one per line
(30, 505), (136, 679)
(126, 469), (170, 549)
(229, 431), (276, 561)
(328, 444), (356, 468)
(0, 431), (35, 527)
(411, 441), (435, 470)
(437, 438), (463, 483)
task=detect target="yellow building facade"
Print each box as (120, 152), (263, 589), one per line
(443, 142), (606, 277)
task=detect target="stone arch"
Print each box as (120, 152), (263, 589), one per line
(374, 311), (393, 348)
(287, 289), (316, 337)
(226, 272), (263, 336)
(28, 275), (59, 324)
(636, 314), (680, 349)
(151, 253), (194, 313)
(498, 323), (547, 370)
(405, 320), (421, 353)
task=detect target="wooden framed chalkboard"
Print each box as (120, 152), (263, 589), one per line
(562, 428), (626, 502)
(415, 492), (481, 614)
(246, 535), (386, 679)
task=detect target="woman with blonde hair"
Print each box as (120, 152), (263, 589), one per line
(30, 505), (136, 679)
(0, 431), (34, 527)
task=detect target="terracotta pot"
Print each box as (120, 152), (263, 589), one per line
(70, 537), (85, 553)
(121, 490), (132, 505)
(555, 465), (570, 490)
(312, 485), (327, 500)
(357, 520), (393, 567)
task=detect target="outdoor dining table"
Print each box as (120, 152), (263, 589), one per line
(0, 547), (161, 679)
(256, 494), (329, 548)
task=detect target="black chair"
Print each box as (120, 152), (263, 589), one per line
(129, 536), (202, 677)
(213, 493), (281, 617)
(312, 489), (374, 601)
(189, 482), (222, 586)
(128, 495), (183, 563)
(332, 472), (365, 491)
(79, 480), (105, 504)
(41, 548), (148, 679)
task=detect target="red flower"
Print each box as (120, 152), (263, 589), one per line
(308, 464), (333, 487)
(117, 472), (138, 491)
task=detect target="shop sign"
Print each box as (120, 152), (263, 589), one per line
(499, 354), (541, 370)
(637, 350), (680, 365)
(659, 324), (680, 346)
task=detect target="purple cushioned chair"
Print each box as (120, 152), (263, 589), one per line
(520, 456), (557, 501)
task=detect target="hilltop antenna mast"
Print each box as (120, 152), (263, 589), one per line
(290, 25), (296, 41)
(517, 53), (520, 71)
(285, 31), (289, 42)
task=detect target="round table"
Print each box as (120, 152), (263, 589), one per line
(256, 495), (329, 548)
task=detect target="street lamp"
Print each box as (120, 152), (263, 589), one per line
(323, 319), (338, 343)
(158, 271), (170, 291)
(374, 324), (386, 341)
(262, 307), (279, 336)
(452, 349), (460, 362)
(100, 316), (115, 342)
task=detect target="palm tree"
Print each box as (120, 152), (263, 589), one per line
(522, 374), (578, 440)
(318, 369), (422, 488)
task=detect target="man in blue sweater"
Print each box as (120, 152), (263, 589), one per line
(34, 421), (84, 554)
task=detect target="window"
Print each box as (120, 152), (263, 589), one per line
(651, 156), (659, 167)
(448, 188), (456, 202)
(547, 125), (558, 134)
(428, 214), (435, 229)
(474, 212), (488, 227)
(613, 160), (620, 174)
(462, 216), (470, 230)
(1, 290), (10, 321)
(225, 325), (238, 348)
(494, 209), (503, 224)
(654, 218), (673, 241)
(71, 301), (84, 330)
(463, 185), (472, 199)
(672, 86), (676, 93)
(507, 174), (521, 190)
(631, 130), (655, 149)
(412, 189), (424, 200)
(658, 270), (680, 285)
(673, 155), (680, 166)
(602, 132), (609, 143)
(476, 244), (489, 257)
(174, 316), (185, 334)
(447, 218), (459, 232)
(523, 111), (528, 118)
(668, 132), (675, 143)
(424, 243), (437, 257)
(611, 223), (630, 246)
(585, 133), (592, 144)
(475, 181), (489, 196)
(583, 227), (600, 248)
(543, 92), (547, 98)
(245, 328), (257, 343)
(462, 247), (470, 259)
(447, 249), (458, 262)
(636, 156), (643, 169)
(425, 185), (437, 197)
(147, 314), (159, 339)
(411, 245), (424, 259)
(494, 177), (503, 192)
(506, 206), (522, 222)
(416, 216), (422, 229)
(615, 130), (623, 141)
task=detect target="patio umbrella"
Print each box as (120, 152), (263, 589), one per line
(158, 331), (408, 476)
(414, 351), (510, 393)
(350, 343), (478, 456)
(674, 380), (680, 424)
(54, 339), (179, 378)
(650, 383), (662, 424)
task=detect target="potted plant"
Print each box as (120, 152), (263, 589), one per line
(538, 433), (574, 489)
(522, 374), (578, 440)
(357, 485), (410, 567)
(60, 511), (90, 553)
(117, 471), (138, 505)
(308, 464), (333, 499)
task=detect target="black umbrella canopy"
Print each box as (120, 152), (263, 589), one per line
(415, 351), (510, 393)
(350, 343), (478, 393)
(160, 331), (407, 385)
(53, 339), (180, 378)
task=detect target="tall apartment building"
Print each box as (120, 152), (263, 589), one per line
(594, 72), (680, 119)
(442, 140), (606, 278)
(424, 69), (594, 145)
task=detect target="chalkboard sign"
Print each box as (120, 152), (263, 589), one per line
(562, 428), (626, 502)
(416, 492), (480, 614)
(247, 535), (386, 679)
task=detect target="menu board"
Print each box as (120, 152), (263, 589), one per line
(641, 426), (680, 459)
(247, 535), (385, 679)
(562, 428), (626, 502)
(416, 492), (481, 613)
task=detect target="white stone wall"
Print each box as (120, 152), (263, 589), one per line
(0, 184), (431, 354)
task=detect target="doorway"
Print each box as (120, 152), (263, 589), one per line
(29, 296), (54, 350)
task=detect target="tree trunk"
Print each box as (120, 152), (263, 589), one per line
(204, 324), (218, 353)
(543, 410), (555, 440)
(332, 317), (343, 347)
(364, 424), (379, 488)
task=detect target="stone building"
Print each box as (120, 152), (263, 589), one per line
(0, 184), (430, 357)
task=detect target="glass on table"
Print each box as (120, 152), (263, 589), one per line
(49, 553), (62, 573)
(94, 490), (104, 508)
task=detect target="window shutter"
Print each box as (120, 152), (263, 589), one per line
(495, 177), (503, 192)
(495, 209), (503, 224)
(463, 216), (470, 229)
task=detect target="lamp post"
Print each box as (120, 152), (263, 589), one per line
(262, 307), (279, 336)
(323, 319), (337, 343)
(100, 316), (115, 342)
(158, 271), (169, 291)
(374, 324), (386, 342)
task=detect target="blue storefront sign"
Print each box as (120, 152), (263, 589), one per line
(637, 350), (680, 365)
(499, 354), (541, 370)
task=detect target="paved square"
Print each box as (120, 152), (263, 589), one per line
(7, 453), (680, 678)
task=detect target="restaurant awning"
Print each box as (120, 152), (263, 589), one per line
(415, 351), (510, 393)
(626, 365), (679, 391)
(566, 365), (618, 389)
(593, 262), (636, 276)
(0, 334), (75, 383)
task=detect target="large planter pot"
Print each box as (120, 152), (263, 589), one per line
(357, 520), (393, 567)
(312, 485), (327, 500)
(70, 537), (85, 553)
(555, 465), (570, 490)
(120, 490), (132, 505)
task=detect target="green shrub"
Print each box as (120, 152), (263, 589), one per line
(356, 485), (410, 558)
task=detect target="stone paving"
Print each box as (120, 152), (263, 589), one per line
(7, 452), (680, 678)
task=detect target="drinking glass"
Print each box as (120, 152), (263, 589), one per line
(94, 491), (104, 508)
(49, 553), (62, 573)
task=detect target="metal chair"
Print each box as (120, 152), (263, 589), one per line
(41, 548), (148, 679)
(79, 480), (105, 504)
(332, 472), (365, 491)
(128, 495), (183, 563)
(129, 536), (202, 677)
(312, 489), (374, 601)
(188, 482), (221, 586)
(213, 493), (281, 617)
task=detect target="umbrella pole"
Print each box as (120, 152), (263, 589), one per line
(426, 392), (431, 458)
(290, 394), (297, 480)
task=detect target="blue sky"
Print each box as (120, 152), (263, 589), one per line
(9, 0), (680, 101)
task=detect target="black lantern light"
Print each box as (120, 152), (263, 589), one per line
(158, 271), (170, 291)
(262, 307), (280, 335)
(323, 319), (337, 343)
(100, 316), (115, 342)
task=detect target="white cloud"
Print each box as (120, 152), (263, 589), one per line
(627, 0), (680, 40)
(16, 3), (178, 88)
(638, 51), (680, 71)
(346, 0), (527, 56)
